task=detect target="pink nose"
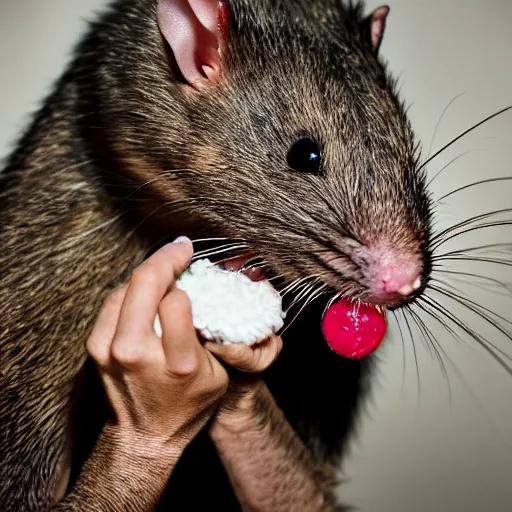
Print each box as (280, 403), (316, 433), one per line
(354, 244), (423, 302)
(376, 262), (422, 298)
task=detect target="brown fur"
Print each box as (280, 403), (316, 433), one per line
(211, 382), (345, 511)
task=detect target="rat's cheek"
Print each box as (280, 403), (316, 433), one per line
(321, 300), (387, 359)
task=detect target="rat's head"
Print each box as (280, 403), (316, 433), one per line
(110, 0), (433, 309)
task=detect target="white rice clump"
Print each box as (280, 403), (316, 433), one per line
(154, 259), (285, 345)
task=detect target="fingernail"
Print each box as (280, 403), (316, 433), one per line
(172, 236), (191, 244)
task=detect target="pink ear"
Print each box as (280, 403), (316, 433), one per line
(157, 0), (228, 89)
(368, 5), (389, 52)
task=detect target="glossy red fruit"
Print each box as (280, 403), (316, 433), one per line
(322, 299), (387, 359)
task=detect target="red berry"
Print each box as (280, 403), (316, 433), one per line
(321, 299), (387, 359)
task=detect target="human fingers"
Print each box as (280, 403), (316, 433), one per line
(205, 335), (283, 373)
(115, 238), (193, 340)
(86, 286), (128, 368)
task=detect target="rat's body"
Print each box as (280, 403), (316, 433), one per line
(0, 0), (431, 509)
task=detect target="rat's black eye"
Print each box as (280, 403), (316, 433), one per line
(287, 137), (322, 175)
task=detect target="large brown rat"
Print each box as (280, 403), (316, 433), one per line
(0, 0), (467, 509)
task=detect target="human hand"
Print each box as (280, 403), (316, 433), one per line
(86, 238), (229, 458)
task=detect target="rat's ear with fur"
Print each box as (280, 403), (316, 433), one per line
(157, 0), (229, 89)
(360, 5), (390, 54)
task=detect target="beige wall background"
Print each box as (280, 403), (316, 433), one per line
(1, 1), (511, 511)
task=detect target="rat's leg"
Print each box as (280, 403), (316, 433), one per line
(209, 379), (345, 512)
(205, 338), (345, 511)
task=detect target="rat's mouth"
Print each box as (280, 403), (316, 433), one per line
(212, 253), (269, 282)
(196, 248), (388, 359)
(211, 251), (395, 309)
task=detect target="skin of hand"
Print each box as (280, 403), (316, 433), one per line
(87, 237), (229, 449)
(54, 237), (229, 511)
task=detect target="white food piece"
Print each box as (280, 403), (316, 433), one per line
(153, 259), (285, 345)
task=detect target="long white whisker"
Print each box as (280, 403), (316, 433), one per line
(279, 283), (328, 337)
(323, 291), (343, 318)
(280, 276), (311, 297)
(285, 280), (319, 313)
(60, 211), (130, 249)
(192, 243), (249, 261)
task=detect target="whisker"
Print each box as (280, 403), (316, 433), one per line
(59, 210), (133, 250)
(267, 273), (286, 283)
(412, 301), (512, 442)
(428, 282), (512, 331)
(401, 308), (422, 397)
(323, 291), (343, 319)
(435, 221), (512, 252)
(279, 282), (328, 337)
(419, 295), (512, 374)
(192, 243), (250, 262)
(122, 168), (198, 200)
(433, 242), (512, 260)
(282, 280), (315, 309)
(392, 310), (408, 393)
(436, 176), (512, 203)
(434, 255), (512, 269)
(285, 279), (321, 314)
(406, 305), (451, 402)
(280, 276), (312, 297)
(238, 256), (264, 269)
(432, 267), (512, 295)
(427, 93), (466, 160)
(427, 152), (470, 188)
(414, 300), (512, 449)
(419, 105), (512, 170)
(431, 208), (512, 247)
(192, 237), (237, 244)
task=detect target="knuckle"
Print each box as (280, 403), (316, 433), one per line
(110, 339), (145, 368)
(86, 338), (109, 368)
(92, 354), (110, 370)
(168, 355), (200, 378)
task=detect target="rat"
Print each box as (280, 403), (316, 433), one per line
(0, 0), (433, 509)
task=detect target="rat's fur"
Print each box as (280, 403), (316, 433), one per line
(0, 0), (432, 509)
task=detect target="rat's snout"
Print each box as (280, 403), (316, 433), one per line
(354, 244), (423, 305)
(372, 259), (422, 298)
